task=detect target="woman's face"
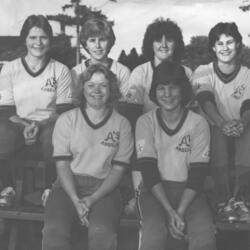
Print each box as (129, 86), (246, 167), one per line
(153, 35), (175, 64)
(213, 34), (239, 64)
(86, 36), (109, 62)
(156, 83), (182, 112)
(25, 26), (50, 58)
(84, 71), (110, 109)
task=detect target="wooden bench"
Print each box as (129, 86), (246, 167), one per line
(0, 204), (139, 250)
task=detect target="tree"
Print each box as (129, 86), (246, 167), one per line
(47, 0), (111, 64)
(184, 36), (212, 70)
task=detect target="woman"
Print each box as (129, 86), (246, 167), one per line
(192, 22), (250, 222)
(135, 61), (216, 250)
(126, 17), (192, 113)
(42, 64), (134, 250)
(125, 18), (192, 214)
(71, 18), (130, 101)
(0, 15), (73, 206)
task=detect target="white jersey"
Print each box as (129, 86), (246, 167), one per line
(192, 62), (250, 121)
(127, 61), (192, 113)
(0, 57), (72, 121)
(136, 109), (210, 182)
(71, 58), (130, 100)
(53, 107), (134, 179)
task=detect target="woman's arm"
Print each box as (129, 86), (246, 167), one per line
(56, 160), (89, 225)
(81, 164), (126, 209)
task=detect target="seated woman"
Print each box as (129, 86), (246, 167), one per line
(0, 15), (73, 206)
(135, 61), (216, 250)
(71, 18), (130, 102)
(192, 22), (250, 221)
(42, 64), (134, 250)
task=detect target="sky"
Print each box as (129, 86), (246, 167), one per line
(0, 0), (250, 59)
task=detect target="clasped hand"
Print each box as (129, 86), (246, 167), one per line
(167, 210), (186, 240)
(23, 122), (39, 145)
(221, 119), (245, 137)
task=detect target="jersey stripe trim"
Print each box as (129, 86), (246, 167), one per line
(80, 105), (113, 129)
(240, 99), (250, 116)
(111, 160), (130, 168)
(53, 155), (73, 161)
(156, 108), (188, 136)
(213, 61), (241, 83)
(196, 91), (216, 107)
(21, 56), (50, 77)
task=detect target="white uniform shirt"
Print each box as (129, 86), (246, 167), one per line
(53, 107), (134, 179)
(136, 109), (210, 182)
(0, 57), (72, 121)
(127, 61), (192, 113)
(192, 62), (250, 120)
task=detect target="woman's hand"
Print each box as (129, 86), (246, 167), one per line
(23, 121), (39, 145)
(73, 198), (90, 227)
(167, 210), (185, 240)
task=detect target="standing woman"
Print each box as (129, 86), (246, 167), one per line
(71, 18), (130, 102)
(126, 17), (192, 113)
(192, 22), (250, 221)
(136, 61), (216, 250)
(0, 15), (73, 206)
(42, 64), (133, 250)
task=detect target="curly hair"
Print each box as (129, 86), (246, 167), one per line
(149, 61), (193, 106)
(142, 18), (185, 62)
(208, 22), (243, 56)
(76, 64), (121, 108)
(20, 15), (53, 43)
(80, 18), (115, 55)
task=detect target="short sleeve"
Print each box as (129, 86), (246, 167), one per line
(56, 65), (73, 105)
(135, 115), (157, 160)
(126, 67), (145, 104)
(190, 117), (210, 164)
(118, 65), (131, 100)
(191, 65), (213, 96)
(0, 63), (15, 106)
(52, 113), (73, 161)
(112, 118), (134, 167)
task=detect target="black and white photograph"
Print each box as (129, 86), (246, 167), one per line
(0, 0), (250, 249)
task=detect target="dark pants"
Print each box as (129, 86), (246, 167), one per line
(137, 181), (216, 250)
(0, 117), (56, 188)
(42, 176), (122, 250)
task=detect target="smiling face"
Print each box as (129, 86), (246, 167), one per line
(213, 34), (239, 64)
(84, 71), (110, 110)
(25, 26), (50, 59)
(153, 35), (175, 65)
(156, 83), (182, 112)
(86, 36), (109, 62)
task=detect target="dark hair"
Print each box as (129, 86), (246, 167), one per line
(80, 18), (115, 54)
(20, 15), (53, 42)
(149, 61), (192, 106)
(142, 18), (185, 62)
(77, 64), (121, 108)
(208, 22), (242, 56)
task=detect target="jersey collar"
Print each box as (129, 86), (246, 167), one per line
(156, 108), (188, 136)
(80, 105), (113, 129)
(21, 56), (50, 77)
(213, 61), (241, 84)
(84, 58), (113, 69)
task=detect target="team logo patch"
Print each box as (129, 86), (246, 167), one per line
(202, 148), (210, 159)
(101, 131), (120, 147)
(136, 139), (145, 155)
(41, 77), (57, 92)
(231, 84), (246, 100)
(176, 135), (191, 152)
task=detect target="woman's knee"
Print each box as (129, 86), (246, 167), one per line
(88, 225), (117, 250)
